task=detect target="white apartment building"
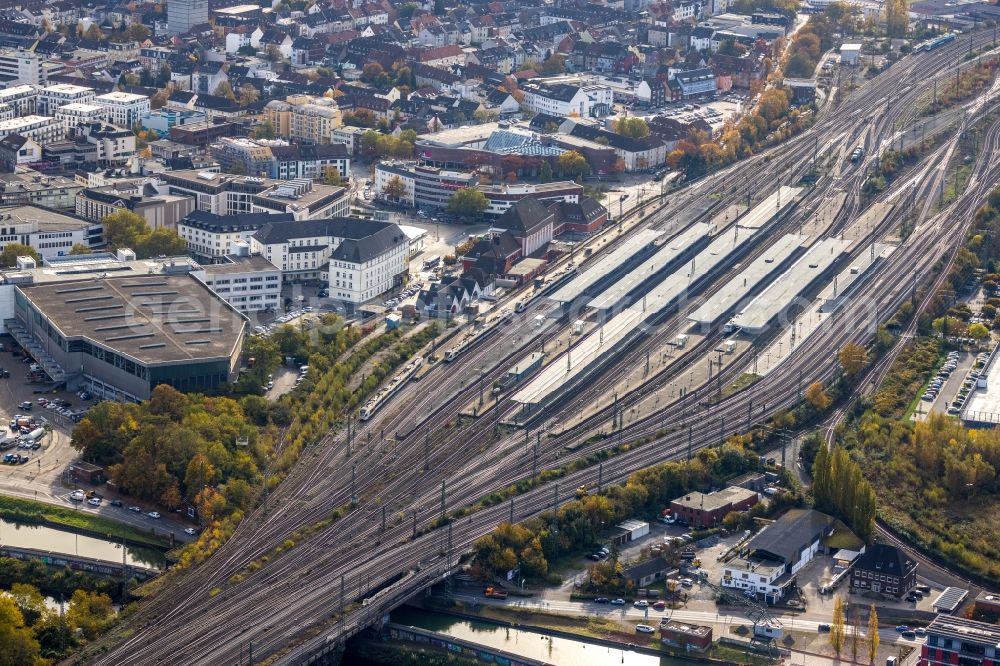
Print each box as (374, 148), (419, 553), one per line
(178, 211), (295, 262)
(250, 218), (410, 301)
(77, 123), (136, 166)
(0, 116), (64, 144)
(38, 84), (95, 116)
(0, 85), (39, 116)
(55, 103), (108, 132)
(94, 92), (151, 128)
(194, 252), (282, 312)
(0, 50), (44, 86)
(520, 83), (614, 118)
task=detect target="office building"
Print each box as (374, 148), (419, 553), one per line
(921, 615), (1000, 666)
(0, 85), (38, 116)
(850, 544), (917, 599)
(0, 115), (64, 145)
(0, 205), (102, 259)
(55, 103), (108, 132)
(76, 185), (194, 230)
(0, 49), (44, 85)
(195, 252), (282, 312)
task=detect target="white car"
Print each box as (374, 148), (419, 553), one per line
(633, 600), (648, 608)
(183, 527), (197, 535)
(635, 624), (656, 634)
(87, 497), (101, 506)
(147, 511), (161, 519)
(70, 490), (85, 502)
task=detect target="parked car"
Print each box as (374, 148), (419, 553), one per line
(635, 624), (655, 634)
(87, 497), (101, 506)
(633, 600), (648, 609)
(817, 624), (831, 632)
(895, 625), (909, 632)
(610, 598), (625, 605)
(183, 527), (198, 535)
(653, 601), (666, 610)
(110, 499), (123, 507)
(70, 490), (85, 502)
(594, 597), (609, 604)
(128, 506), (141, 513)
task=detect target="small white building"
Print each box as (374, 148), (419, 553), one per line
(94, 92), (151, 128)
(839, 43), (862, 66)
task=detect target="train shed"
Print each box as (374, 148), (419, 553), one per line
(510, 308), (643, 411)
(586, 223), (712, 313)
(548, 228), (660, 307)
(688, 233), (805, 327)
(727, 237), (851, 335)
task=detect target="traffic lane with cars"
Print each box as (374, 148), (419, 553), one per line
(65, 490), (197, 542)
(450, 594), (927, 648)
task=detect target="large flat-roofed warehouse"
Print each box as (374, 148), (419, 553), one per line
(7, 273), (246, 401)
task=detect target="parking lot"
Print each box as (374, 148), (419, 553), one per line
(915, 349), (982, 420)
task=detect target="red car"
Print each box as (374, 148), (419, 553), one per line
(653, 601), (666, 611)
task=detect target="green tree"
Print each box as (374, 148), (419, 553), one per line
(237, 83), (259, 106)
(0, 595), (40, 665)
(446, 187), (489, 218)
(322, 166), (344, 186)
(69, 243), (92, 255)
(83, 24), (104, 41)
(102, 209), (148, 251)
(539, 161), (553, 183)
(136, 227), (186, 258)
(124, 23), (150, 41)
(540, 54), (566, 76)
(969, 322), (990, 344)
(382, 175), (407, 201)
(830, 595), (846, 655)
(0, 243), (39, 267)
(804, 382), (831, 411)
(867, 605), (879, 664)
(8, 583), (46, 626)
(252, 119), (276, 140)
(615, 117), (650, 139)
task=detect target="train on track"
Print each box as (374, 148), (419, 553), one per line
(359, 356), (424, 421)
(916, 32), (957, 51)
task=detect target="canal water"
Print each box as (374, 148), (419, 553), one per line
(390, 607), (693, 666)
(0, 518), (166, 570)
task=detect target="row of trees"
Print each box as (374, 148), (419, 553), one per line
(359, 129), (417, 160)
(812, 445), (877, 541)
(828, 597), (880, 663)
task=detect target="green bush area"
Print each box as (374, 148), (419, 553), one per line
(0, 585), (114, 664)
(841, 414), (1000, 583)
